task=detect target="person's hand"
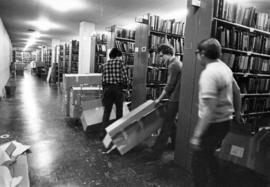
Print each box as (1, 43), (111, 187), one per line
(154, 99), (161, 106)
(190, 136), (201, 151)
(235, 112), (244, 125)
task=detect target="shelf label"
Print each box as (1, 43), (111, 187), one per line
(141, 46), (147, 52)
(250, 28), (255, 32)
(247, 51), (252, 56)
(192, 0), (201, 7)
(230, 145), (245, 158)
(135, 47), (139, 52)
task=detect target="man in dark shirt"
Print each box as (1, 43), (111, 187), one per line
(101, 48), (129, 137)
(146, 43), (183, 159)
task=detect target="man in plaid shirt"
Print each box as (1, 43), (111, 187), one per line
(101, 47), (129, 137)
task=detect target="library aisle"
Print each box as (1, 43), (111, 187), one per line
(0, 70), (192, 187)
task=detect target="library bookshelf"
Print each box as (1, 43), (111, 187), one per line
(175, 0), (270, 171)
(132, 13), (184, 108)
(107, 25), (136, 101)
(94, 34), (107, 73)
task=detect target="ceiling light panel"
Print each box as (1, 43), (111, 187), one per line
(28, 17), (62, 31)
(39, 0), (87, 12)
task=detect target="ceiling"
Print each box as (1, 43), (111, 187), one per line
(0, 0), (269, 51)
(0, 0), (187, 51)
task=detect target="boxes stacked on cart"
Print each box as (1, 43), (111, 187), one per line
(103, 100), (166, 155)
(69, 87), (102, 118)
(62, 73), (102, 116)
(0, 141), (30, 187)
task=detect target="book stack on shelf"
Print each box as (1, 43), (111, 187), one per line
(213, 0), (270, 133)
(94, 34), (107, 73)
(132, 13), (184, 108)
(63, 43), (69, 74)
(57, 44), (65, 83)
(44, 48), (52, 73)
(22, 51), (32, 64)
(69, 40), (79, 73)
(107, 25), (136, 101)
(14, 50), (22, 62)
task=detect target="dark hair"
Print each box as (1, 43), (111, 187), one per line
(197, 38), (221, 60)
(109, 48), (122, 59)
(157, 43), (174, 56)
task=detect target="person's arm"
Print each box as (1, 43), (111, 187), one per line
(121, 62), (129, 87)
(232, 78), (242, 124)
(190, 98), (217, 148)
(156, 63), (180, 103)
(190, 70), (217, 149)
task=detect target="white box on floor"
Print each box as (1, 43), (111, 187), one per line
(0, 141), (30, 187)
(80, 100), (129, 131)
(104, 100), (165, 155)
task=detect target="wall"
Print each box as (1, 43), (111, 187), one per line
(0, 18), (12, 97)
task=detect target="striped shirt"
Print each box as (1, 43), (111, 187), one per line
(102, 59), (129, 86)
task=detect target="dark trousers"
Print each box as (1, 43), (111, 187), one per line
(102, 85), (123, 129)
(191, 120), (231, 187)
(152, 101), (178, 153)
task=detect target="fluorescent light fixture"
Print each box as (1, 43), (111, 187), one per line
(28, 17), (61, 31)
(39, 0), (87, 12)
(23, 31), (41, 51)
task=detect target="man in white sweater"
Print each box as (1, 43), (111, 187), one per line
(190, 38), (242, 187)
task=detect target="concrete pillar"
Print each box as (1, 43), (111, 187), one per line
(78, 22), (95, 74)
(51, 39), (60, 65)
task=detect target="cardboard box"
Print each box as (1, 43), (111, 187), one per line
(104, 100), (166, 155)
(0, 141), (30, 187)
(219, 129), (270, 177)
(63, 74), (102, 91)
(68, 87), (102, 118)
(80, 100), (129, 131)
(70, 87), (102, 105)
(62, 74), (102, 116)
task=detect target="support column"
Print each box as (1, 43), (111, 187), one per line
(78, 22), (95, 74)
(51, 39), (60, 65)
(175, 0), (213, 172)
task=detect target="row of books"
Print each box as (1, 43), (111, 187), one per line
(242, 97), (270, 114)
(96, 44), (107, 53)
(123, 55), (134, 66)
(149, 15), (184, 35)
(96, 34), (107, 43)
(214, 0), (270, 31)
(115, 41), (135, 53)
(222, 53), (270, 73)
(116, 28), (135, 40)
(146, 87), (164, 100)
(216, 25), (270, 54)
(95, 56), (106, 73)
(147, 68), (168, 84)
(150, 35), (184, 53)
(236, 77), (270, 93)
(148, 52), (166, 67)
(70, 40), (79, 73)
(168, 37), (184, 54)
(127, 66), (133, 78)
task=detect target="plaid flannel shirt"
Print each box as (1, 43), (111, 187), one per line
(102, 59), (129, 86)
